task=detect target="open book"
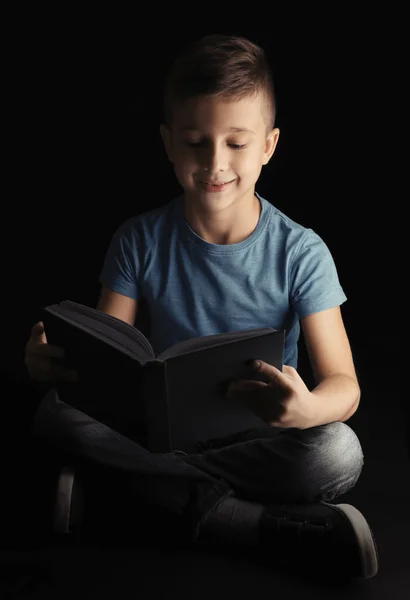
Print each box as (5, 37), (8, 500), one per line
(42, 300), (285, 453)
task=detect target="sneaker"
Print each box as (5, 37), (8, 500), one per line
(53, 466), (84, 535)
(258, 501), (379, 581)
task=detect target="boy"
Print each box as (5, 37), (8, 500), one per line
(25, 34), (378, 581)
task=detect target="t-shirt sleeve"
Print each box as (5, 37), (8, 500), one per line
(98, 220), (141, 300)
(289, 229), (347, 318)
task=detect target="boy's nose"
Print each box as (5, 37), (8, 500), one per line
(202, 149), (228, 173)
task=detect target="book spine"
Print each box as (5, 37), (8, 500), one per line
(141, 361), (171, 453)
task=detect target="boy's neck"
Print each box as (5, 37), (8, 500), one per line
(183, 190), (261, 245)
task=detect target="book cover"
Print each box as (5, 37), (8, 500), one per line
(42, 301), (285, 453)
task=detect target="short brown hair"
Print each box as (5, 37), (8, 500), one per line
(163, 34), (276, 131)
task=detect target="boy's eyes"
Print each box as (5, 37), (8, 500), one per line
(185, 141), (247, 150)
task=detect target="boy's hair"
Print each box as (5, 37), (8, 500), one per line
(163, 34), (276, 132)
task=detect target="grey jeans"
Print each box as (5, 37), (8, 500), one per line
(32, 389), (364, 534)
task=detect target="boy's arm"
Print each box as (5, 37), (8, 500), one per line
(301, 306), (361, 425)
(97, 286), (139, 326)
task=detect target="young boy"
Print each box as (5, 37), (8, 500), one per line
(25, 34), (378, 581)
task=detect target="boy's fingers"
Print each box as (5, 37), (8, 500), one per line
(51, 366), (79, 382)
(31, 321), (47, 343)
(27, 344), (65, 359)
(24, 360), (50, 382)
(26, 356), (78, 382)
(32, 321), (45, 333)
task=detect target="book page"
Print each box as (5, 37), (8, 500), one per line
(54, 300), (156, 359)
(158, 327), (277, 360)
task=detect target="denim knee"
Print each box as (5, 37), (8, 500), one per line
(300, 422), (364, 502)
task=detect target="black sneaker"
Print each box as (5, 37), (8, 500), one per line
(258, 501), (379, 581)
(53, 466), (84, 535)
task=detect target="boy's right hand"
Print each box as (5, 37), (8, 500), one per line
(24, 321), (79, 383)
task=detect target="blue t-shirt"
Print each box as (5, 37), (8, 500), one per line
(98, 193), (347, 368)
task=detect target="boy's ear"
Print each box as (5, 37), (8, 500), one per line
(262, 127), (280, 165)
(160, 124), (173, 163)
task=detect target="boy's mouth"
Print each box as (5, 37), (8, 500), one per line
(200, 179), (235, 192)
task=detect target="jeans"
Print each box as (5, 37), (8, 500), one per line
(32, 389), (364, 537)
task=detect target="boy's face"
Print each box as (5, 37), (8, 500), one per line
(160, 93), (279, 208)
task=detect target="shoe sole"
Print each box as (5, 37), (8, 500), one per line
(53, 467), (75, 534)
(331, 503), (379, 579)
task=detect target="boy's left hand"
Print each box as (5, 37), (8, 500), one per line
(226, 360), (317, 429)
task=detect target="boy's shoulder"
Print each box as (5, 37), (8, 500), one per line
(267, 201), (307, 232)
(113, 197), (180, 235)
(258, 194), (316, 242)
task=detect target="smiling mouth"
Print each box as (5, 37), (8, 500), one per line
(201, 179), (235, 186)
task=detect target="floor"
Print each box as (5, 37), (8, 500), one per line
(1, 334), (408, 598)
